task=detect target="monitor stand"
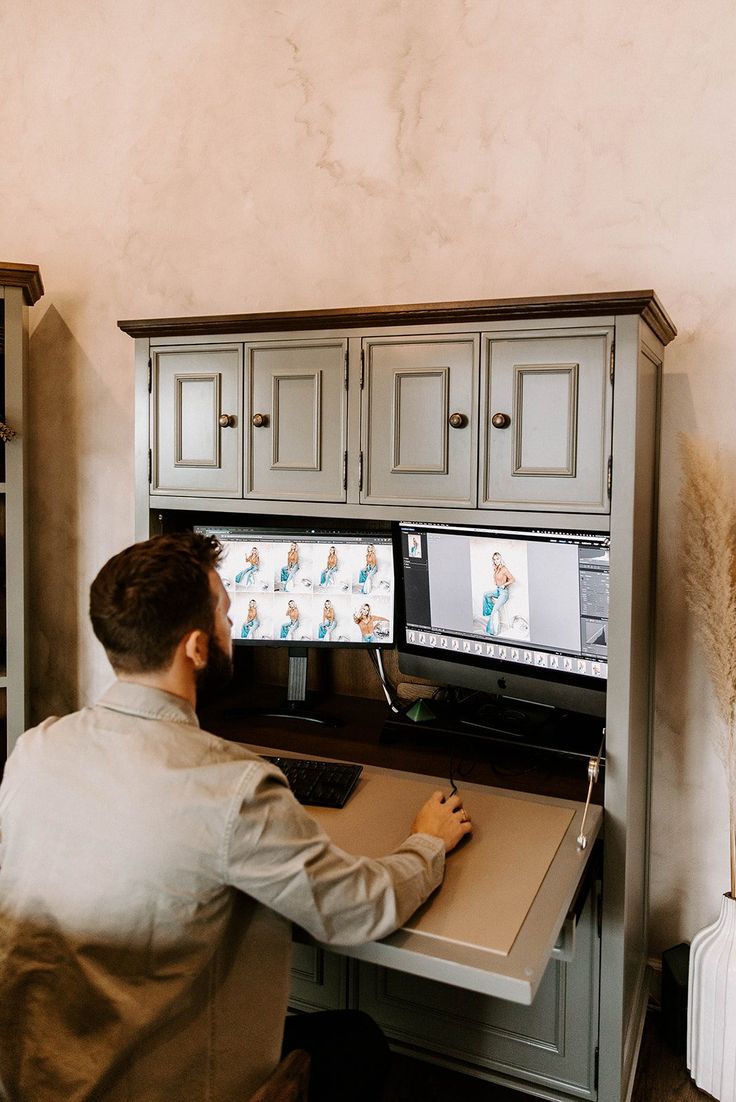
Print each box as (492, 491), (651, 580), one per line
(224, 648), (337, 727)
(278, 647), (333, 725)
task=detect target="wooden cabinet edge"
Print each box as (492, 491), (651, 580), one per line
(0, 264), (44, 305)
(118, 291), (677, 346)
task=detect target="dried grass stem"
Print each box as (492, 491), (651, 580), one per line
(680, 434), (736, 897)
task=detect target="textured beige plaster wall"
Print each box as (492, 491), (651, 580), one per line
(2, 0), (735, 951)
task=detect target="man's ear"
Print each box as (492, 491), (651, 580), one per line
(183, 628), (209, 671)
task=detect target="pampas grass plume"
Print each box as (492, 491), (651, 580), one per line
(680, 433), (736, 896)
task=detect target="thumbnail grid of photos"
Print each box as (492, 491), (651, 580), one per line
(216, 538), (394, 644)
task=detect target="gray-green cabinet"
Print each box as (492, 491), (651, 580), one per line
(1, 263), (43, 759)
(290, 884), (600, 1098)
(360, 336), (478, 508)
(356, 881), (600, 1098)
(151, 339), (346, 504)
(152, 344), (243, 497)
(289, 930), (350, 1013)
(245, 339), (347, 503)
(481, 330), (613, 513)
(122, 292), (677, 1102)
(147, 324), (615, 514)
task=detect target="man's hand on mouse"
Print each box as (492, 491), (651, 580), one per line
(411, 790), (472, 853)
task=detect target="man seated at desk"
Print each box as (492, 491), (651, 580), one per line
(0, 532), (472, 1102)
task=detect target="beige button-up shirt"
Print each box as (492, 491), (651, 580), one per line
(0, 683), (444, 1102)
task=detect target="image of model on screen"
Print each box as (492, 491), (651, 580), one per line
(235, 547), (260, 587)
(279, 542), (299, 590)
(279, 599), (300, 639)
(240, 599), (260, 639)
(353, 602), (389, 642)
(358, 545), (378, 594)
(319, 546), (338, 587)
(483, 552), (516, 636)
(318, 599), (336, 640)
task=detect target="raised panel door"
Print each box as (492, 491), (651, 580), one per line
(289, 935), (349, 1013)
(153, 345), (242, 497)
(481, 332), (612, 512)
(361, 337), (478, 508)
(245, 340), (347, 502)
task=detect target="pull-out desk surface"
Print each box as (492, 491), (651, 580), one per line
(252, 747), (603, 1005)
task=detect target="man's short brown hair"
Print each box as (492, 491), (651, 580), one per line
(89, 532), (223, 674)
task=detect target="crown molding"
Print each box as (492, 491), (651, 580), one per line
(118, 290), (676, 345)
(0, 263), (44, 306)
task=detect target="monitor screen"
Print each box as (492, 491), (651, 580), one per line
(195, 525), (395, 647)
(396, 521), (609, 716)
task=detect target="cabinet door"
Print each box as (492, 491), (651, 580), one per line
(289, 934), (349, 1013)
(481, 331), (612, 512)
(361, 337), (478, 508)
(354, 883), (600, 1099)
(152, 345), (242, 497)
(245, 340), (347, 502)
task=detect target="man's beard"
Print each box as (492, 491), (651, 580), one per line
(196, 634), (234, 705)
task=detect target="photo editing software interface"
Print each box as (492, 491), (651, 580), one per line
(399, 522), (609, 683)
(195, 525), (395, 646)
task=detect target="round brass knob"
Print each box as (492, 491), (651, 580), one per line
(448, 412), (467, 429)
(218, 414), (236, 428)
(491, 412), (511, 429)
(251, 413), (269, 428)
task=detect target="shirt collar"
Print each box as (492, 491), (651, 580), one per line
(97, 680), (200, 727)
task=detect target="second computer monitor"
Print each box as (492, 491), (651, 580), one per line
(196, 525), (395, 647)
(396, 521), (609, 717)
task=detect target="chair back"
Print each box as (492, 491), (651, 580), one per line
(248, 1049), (310, 1102)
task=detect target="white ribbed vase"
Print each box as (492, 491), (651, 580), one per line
(687, 893), (736, 1101)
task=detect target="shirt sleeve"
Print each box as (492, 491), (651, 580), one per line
(222, 762), (445, 947)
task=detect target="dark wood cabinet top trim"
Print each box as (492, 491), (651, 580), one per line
(118, 290), (676, 344)
(0, 263), (44, 306)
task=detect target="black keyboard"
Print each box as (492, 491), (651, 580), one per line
(263, 756), (363, 808)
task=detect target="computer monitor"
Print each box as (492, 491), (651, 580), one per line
(194, 523), (395, 721)
(395, 521), (609, 721)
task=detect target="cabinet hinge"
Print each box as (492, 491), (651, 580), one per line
(607, 455), (613, 499)
(358, 451), (364, 492)
(609, 342), (615, 385)
(360, 349), (365, 389)
(343, 450), (348, 490)
(147, 358), (152, 393)
(344, 349), (349, 390)
(594, 1045), (599, 1088)
(148, 449), (152, 484)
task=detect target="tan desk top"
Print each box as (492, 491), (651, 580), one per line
(254, 747), (603, 1004)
